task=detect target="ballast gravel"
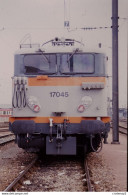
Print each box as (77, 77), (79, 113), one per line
(0, 142), (36, 191)
(18, 156), (86, 192)
(0, 135), (126, 192)
(87, 152), (118, 192)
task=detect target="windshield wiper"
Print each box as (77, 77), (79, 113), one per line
(67, 48), (79, 63)
(36, 49), (50, 64)
(42, 54), (50, 64)
(25, 66), (47, 73)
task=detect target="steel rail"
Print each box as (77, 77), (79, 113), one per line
(119, 125), (127, 129)
(119, 126), (127, 135)
(0, 134), (15, 145)
(84, 159), (93, 192)
(0, 133), (14, 139)
(0, 127), (9, 132)
(110, 124), (127, 135)
(4, 156), (38, 191)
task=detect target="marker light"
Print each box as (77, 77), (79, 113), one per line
(33, 105), (40, 112)
(77, 105), (85, 113)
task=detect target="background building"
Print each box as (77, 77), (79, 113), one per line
(0, 104), (12, 123)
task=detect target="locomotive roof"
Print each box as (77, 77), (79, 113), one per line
(15, 46), (104, 55)
(15, 38), (105, 55)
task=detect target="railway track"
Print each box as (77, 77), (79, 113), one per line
(84, 158), (93, 191)
(4, 155), (93, 192)
(4, 157), (38, 192)
(0, 127), (9, 132)
(119, 125), (127, 135)
(110, 124), (127, 135)
(0, 133), (15, 145)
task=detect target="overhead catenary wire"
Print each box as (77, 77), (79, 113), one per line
(1, 15), (126, 32)
(67, 26), (112, 32)
(81, 26), (112, 30)
(0, 25), (115, 32)
(64, 0), (70, 27)
(1, 18), (126, 32)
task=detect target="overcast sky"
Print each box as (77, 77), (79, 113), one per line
(0, 0), (127, 107)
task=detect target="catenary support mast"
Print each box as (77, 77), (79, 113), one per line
(111, 0), (120, 144)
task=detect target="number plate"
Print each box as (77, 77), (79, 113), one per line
(50, 92), (69, 97)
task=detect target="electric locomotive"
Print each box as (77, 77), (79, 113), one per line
(9, 38), (110, 155)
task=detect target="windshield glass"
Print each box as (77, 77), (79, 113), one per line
(61, 53), (94, 73)
(24, 54), (56, 74)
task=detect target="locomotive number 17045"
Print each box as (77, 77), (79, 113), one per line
(50, 92), (69, 97)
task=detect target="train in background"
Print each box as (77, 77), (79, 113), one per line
(0, 105), (12, 123)
(9, 38), (111, 155)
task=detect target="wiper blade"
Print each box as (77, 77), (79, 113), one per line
(42, 54), (50, 64)
(36, 49), (50, 64)
(67, 48), (79, 63)
(25, 66), (47, 73)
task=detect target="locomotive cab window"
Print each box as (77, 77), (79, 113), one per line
(60, 53), (94, 74)
(24, 54), (57, 74)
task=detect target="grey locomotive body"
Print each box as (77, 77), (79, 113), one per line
(9, 38), (110, 155)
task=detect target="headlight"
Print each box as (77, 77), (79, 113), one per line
(27, 96), (41, 113)
(81, 96), (92, 108)
(77, 96), (92, 113)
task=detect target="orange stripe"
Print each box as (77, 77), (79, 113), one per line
(28, 77), (106, 86)
(9, 116), (111, 123)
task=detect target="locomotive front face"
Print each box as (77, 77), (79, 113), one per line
(9, 39), (110, 154)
